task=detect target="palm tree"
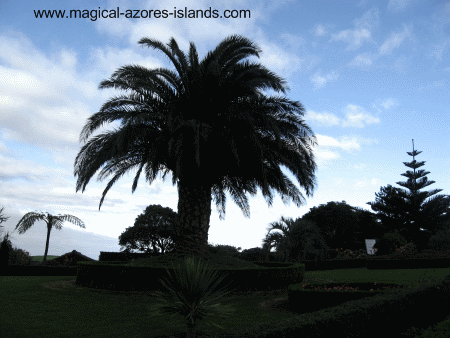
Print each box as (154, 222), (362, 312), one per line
(14, 211), (85, 264)
(262, 216), (329, 262)
(74, 35), (317, 258)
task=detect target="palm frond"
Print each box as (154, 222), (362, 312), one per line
(15, 212), (47, 234)
(138, 37), (187, 90)
(57, 214), (86, 228)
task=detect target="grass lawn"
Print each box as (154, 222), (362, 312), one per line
(2, 255), (450, 337)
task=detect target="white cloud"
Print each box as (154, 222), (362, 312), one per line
(0, 33), (100, 150)
(381, 98), (397, 109)
(89, 46), (163, 80)
(330, 8), (378, 50)
(330, 28), (371, 50)
(314, 24), (327, 36)
(0, 154), (51, 183)
(354, 177), (381, 188)
(312, 134), (375, 167)
(311, 69), (338, 89)
(339, 136), (364, 152)
(258, 39), (305, 78)
(304, 111), (340, 127)
(373, 104), (382, 113)
(342, 104), (380, 128)
(379, 25), (412, 55)
(316, 135), (361, 152)
(349, 53), (373, 66)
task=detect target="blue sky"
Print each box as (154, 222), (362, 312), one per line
(0, 0), (449, 261)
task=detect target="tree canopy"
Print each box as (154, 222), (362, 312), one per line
(118, 204), (177, 254)
(301, 201), (382, 251)
(262, 216), (330, 262)
(74, 35), (317, 257)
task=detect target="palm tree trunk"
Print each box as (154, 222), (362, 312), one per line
(42, 223), (52, 264)
(186, 321), (197, 338)
(173, 177), (212, 258)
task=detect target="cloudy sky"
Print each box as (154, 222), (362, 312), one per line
(1, 0), (449, 261)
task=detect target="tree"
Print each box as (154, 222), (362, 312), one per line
(366, 185), (412, 237)
(262, 216), (328, 262)
(0, 206), (18, 264)
(367, 140), (450, 251)
(14, 211), (86, 264)
(351, 206), (385, 243)
(118, 205), (177, 254)
(0, 206), (11, 241)
(301, 201), (382, 252)
(0, 206), (10, 227)
(74, 35), (317, 258)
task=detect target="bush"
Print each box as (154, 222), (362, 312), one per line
(0, 234), (33, 270)
(335, 248), (368, 259)
(0, 236), (12, 267)
(426, 229), (450, 252)
(373, 231), (408, 256)
(8, 247), (32, 265)
(237, 247), (269, 262)
(206, 243), (242, 258)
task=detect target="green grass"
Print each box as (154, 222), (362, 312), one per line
(2, 255), (450, 337)
(29, 255), (60, 264)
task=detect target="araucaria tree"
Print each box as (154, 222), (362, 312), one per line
(367, 140), (450, 251)
(74, 35), (317, 258)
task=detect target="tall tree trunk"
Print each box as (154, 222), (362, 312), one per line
(186, 320), (197, 338)
(42, 222), (52, 265)
(173, 177), (212, 258)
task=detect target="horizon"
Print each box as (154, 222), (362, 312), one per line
(1, 0), (449, 261)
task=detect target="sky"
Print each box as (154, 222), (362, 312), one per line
(0, 0), (449, 261)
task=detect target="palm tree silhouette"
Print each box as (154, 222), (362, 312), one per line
(74, 35), (317, 257)
(15, 211), (85, 264)
(263, 216), (328, 262)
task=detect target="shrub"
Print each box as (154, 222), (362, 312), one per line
(8, 247), (32, 265)
(237, 247), (269, 262)
(0, 233), (33, 269)
(426, 229), (450, 252)
(335, 248), (368, 259)
(373, 231), (408, 256)
(0, 236), (12, 267)
(206, 244), (242, 258)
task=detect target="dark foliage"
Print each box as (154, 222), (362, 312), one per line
(206, 244), (242, 258)
(237, 247), (270, 262)
(118, 205), (177, 254)
(367, 140), (450, 252)
(73, 34), (318, 257)
(373, 231), (408, 256)
(0, 236), (12, 267)
(301, 201), (383, 252)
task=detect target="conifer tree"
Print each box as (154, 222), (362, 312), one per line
(368, 140), (450, 251)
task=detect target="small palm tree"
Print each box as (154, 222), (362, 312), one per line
(14, 211), (85, 264)
(263, 216), (327, 262)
